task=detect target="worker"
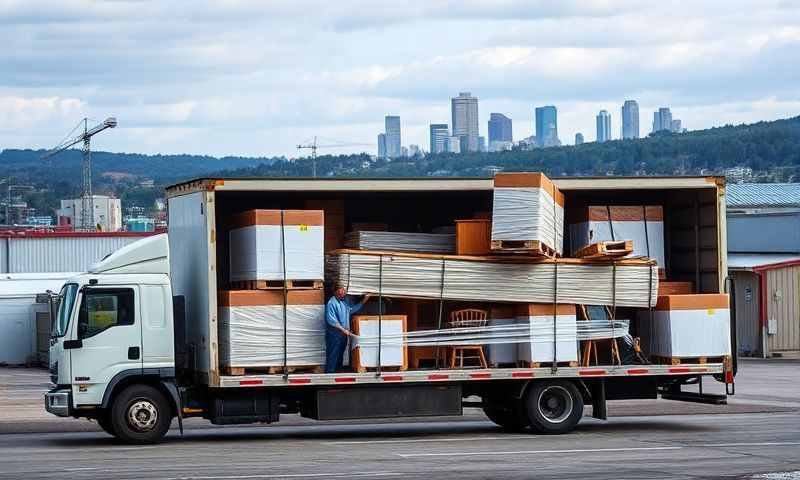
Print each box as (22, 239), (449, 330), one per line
(325, 285), (371, 374)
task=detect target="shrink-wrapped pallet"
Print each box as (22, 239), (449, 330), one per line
(345, 231), (456, 254)
(218, 289), (325, 368)
(487, 305), (517, 365)
(515, 304), (578, 364)
(637, 294), (731, 358)
(491, 172), (565, 255)
(229, 210), (324, 282)
(569, 206), (665, 268)
(351, 315), (407, 372)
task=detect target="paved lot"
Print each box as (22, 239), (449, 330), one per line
(1, 359), (798, 479)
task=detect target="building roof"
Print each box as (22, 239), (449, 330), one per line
(727, 183), (800, 208)
(728, 253), (800, 271)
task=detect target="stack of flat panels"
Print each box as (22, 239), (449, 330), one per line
(327, 250), (659, 308)
(229, 210), (324, 282)
(218, 289), (325, 368)
(491, 172), (565, 255)
(569, 206), (665, 269)
(516, 304), (578, 364)
(486, 305), (517, 365)
(345, 231), (456, 254)
(350, 314), (408, 372)
(637, 294), (731, 358)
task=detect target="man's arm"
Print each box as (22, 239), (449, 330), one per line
(350, 294), (372, 314)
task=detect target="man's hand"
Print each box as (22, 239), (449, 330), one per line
(361, 293), (372, 304)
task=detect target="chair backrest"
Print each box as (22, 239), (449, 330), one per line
(583, 305), (611, 320)
(448, 308), (488, 328)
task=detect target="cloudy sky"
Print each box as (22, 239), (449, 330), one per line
(1, 0), (799, 158)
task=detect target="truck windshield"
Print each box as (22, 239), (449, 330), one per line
(53, 283), (78, 338)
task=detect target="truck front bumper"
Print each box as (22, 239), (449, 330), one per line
(44, 388), (72, 417)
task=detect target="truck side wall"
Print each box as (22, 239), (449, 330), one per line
(168, 191), (217, 385)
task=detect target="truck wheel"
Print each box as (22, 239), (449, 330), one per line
(523, 380), (583, 434)
(110, 384), (171, 444)
(96, 413), (116, 436)
(483, 402), (528, 432)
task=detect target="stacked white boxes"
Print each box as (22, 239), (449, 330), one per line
(487, 305), (518, 366)
(218, 289), (326, 368)
(515, 304), (578, 364)
(491, 172), (565, 255)
(569, 206), (665, 270)
(229, 210), (324, 282)
(638, 294), (731, 358)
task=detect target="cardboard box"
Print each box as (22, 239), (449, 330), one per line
(637, 294), (731, 358)
(229, 209), (324, 282)
(350, 314), (407, 372)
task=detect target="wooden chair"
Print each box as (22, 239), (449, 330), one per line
(579, 305), (621, 366)
(447, 308), (488, 369)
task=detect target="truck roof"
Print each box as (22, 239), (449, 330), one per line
(166, 175), (724, 198)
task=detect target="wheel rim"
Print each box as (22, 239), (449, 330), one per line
(537, 386), (573, 424)
(127, 399), (159, 432)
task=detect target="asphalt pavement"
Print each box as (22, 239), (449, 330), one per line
(1, 359), (798, 479)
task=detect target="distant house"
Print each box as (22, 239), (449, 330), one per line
(727, 183), (800, 357)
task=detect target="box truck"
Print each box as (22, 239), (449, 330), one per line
(45, 176), (735, 444)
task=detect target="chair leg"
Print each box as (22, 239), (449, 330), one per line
(449, 348), (456, 369)
(478, 347), (488, 369)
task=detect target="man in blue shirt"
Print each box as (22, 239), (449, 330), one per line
(325, 284), (371, 374)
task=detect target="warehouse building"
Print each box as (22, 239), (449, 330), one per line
(0, 231), (156, 364)
(727, 184), (800, 357)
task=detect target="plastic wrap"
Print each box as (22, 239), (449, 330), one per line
(230, 224), (324, 281)
(345, 231), (456, 254)
(492, 187), (564, 254)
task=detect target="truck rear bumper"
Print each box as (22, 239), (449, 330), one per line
(44, 389), (72, 417)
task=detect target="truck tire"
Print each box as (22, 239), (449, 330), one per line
(523, 380), (583, 435)
(483, 402), (528, 432)
(110, 384), (171, 444)
(96, 413), (115, 436)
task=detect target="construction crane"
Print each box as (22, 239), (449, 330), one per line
(296, 136), (371, 177)
(42, 117), (117, 231)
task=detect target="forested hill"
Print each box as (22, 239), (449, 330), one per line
(216, 115), (800, 179)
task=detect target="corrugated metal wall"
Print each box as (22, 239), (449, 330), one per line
(766, 265), (800, 353)
(732, 271), (761, 356)
(0, 236), (146, 273)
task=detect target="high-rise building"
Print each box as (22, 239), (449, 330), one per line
(385, 115), (401, 158)
(377, 133), (386, 158)
(535, 106), (560, 147)
(451, 92), (479, 152)
(488, 113), (512, 144)
(478, 136), (486, 152)
(575, 133), (584, 145)
(596, 110), (612, 143)
(446, 136), (461, 154)
(671, 119), (682, 133)
(408, 144), (421, 158)
(401, 146), (409, 158)
(429, 124), (449, 154)
(652, 107), (673, 133)
(621, 100), (639, 139)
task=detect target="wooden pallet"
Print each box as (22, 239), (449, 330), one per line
(575, 240), (633, 259)
(230, 279), (324, 290)
(490, 239), (559, 257)
(650, 355), (729, 366)
(222, 365), (323, 376)
(354, 365), (407, 374)
(517, 360), (579, 368)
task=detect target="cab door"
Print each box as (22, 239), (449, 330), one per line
(68, 286), (142, 406)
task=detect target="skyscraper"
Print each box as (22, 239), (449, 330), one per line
(385, 115), (401, 158)
(451, 92), (479, 152)
(377, 133), (386, 158)
(575, 133), (584, 145)
(596, 110), (612, 143)
(429, 124), (449, 154)
(671, 119), (682, 133)
(621, 100), (639, 139)
(652, 107), (673, 133)
(535, 106), (560, 147)
(488, 113), (512, 144)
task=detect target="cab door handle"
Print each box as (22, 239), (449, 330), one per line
(128, 347), (140, 360)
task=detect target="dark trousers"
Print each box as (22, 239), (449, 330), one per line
(325, 329), (347, 374)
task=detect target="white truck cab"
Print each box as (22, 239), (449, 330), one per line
(45, 234), (179, 443)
